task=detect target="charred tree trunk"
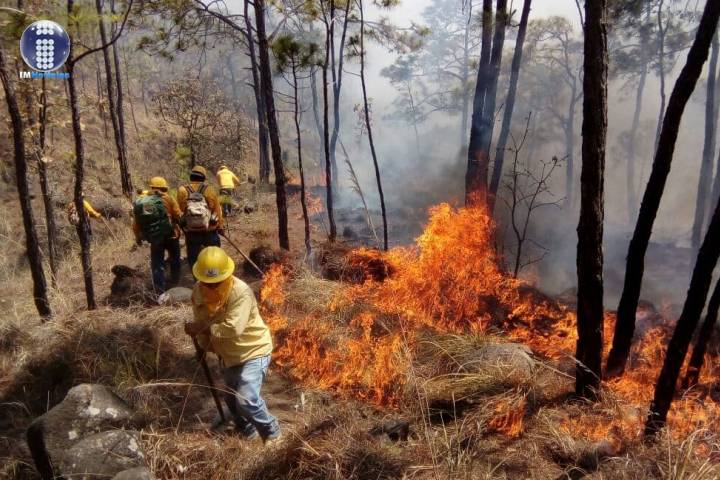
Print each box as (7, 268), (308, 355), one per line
(466, 0), (494, 206)
(292, 64), (311, 256)
(110, 0), (131, 196)
(38, 78), (59, 286)
(490, 0), (532, 212)
(682, 277), (720, 389)
(646, 196), (720, 436)
(692, 33), (719, 250)
(245, 0), (270, 184)
(96, 0), (131, 197)
(311, 68), (324, 149)
(359, 0), (388, 251)
(606, 0), (720, 380)
(254, 0), (289, 250)
(480, 0), (507, 149)
(575, 0), (608, 399)
(328, 0), (351, 190)
(0, 45), (52, 318)
(323, 2), (338, 242)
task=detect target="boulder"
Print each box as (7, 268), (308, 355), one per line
(246, 245), (278, 275)
(112, 467), (155, 480)
(27, 384), (136, 480)
(243, 201), (257, 214)
(475, 342), (536, 377)
(157, 287), (193, 306)
(108, 265), (153, 306)
(61, 430), (146, 479)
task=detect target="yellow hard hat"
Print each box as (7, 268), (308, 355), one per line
(193, 246), (235, 283)
(149, 176), (168, 190)
(191, 165), (207, 178)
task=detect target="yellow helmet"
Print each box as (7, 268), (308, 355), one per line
(149, 176), (168, 191)
(193, 246), (235, 283)
(191, 165), (207, 179)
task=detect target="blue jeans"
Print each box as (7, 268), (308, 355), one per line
(186, 230), (221, 270)
(223, 355), (280, 440)
(150, 236), (181, 293)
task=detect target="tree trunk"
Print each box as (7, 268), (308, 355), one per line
(329, 0), (351, 190)
(254, 0), (289, 250)
(606, 0), (720, 380)
(311, 68), (324, 149)
(480, 0), (507, 148)
(38, 78), (59, 286)
(466, 0), (494, 205)
(682, 277), (720, 389)
(489, 0), (532, 213)
(111, 0), (131, 196)
(460, 1), (473, 146)
(692, 33), (719, 250)
(121, 46), (141, 138)
(646, 195), (720, 436)
(653, 0), (667, 151)
(292, 65), (311, 256)
(0, 45), (52, 318)
(323, 3), (338, 242)
(359, 0), (388, 251)
(575, 0), (608, 399)
(245, 0), (270, 184)
(96, 0), (131, 197)
(565, 100), (576, 208)
(626, 61), (647, 222)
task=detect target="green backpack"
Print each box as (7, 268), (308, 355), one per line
(133, 194), (173, 244)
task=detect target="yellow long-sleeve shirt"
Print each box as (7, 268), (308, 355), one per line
(217, 168), (241, 189)
(68, 199), (102, 220)
(190, 276), (273, 367)
(177, 182), (224, 230)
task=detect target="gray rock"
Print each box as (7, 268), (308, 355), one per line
(243, 201), (257, 214)
(27, 384), (136, 480)
(61, 430), (145, 479)
(157, 287), (193, 305)
(475, 342), (536, 376)
(112, 467), (155, 480)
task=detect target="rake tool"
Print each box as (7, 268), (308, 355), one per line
(219, 233), (265, 278)
(191, 336), (227, 426)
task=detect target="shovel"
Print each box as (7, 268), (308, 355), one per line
(191, 336), (229, 430)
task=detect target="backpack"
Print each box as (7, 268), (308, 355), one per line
(133, 194), (173, 244)
(183, 184), (211, 231)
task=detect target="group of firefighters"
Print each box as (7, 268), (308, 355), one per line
(72, 163), (281, 445)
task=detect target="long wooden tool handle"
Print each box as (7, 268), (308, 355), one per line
(220, 233), (265, 278)
(192, 338), (226, 423)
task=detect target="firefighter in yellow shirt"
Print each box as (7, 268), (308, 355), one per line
(216, 165), (241, 217)
(67, 194), (102, 237)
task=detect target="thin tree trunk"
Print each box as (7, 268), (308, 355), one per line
(460, 1), (473, 146)
(96, 0), (131, 197)
(121, 46), (140, 138)
(646, 194), (720, 436)
(245, 0), (271, 184)
(359, 0), (388, 251)
(292, 65), (311, 256)
(466, 0), (494, 205)
(654, 0), (667, 151)
(576, 0), (608, 399)
(0, 45), (52, 318)
(254, 0), (289, 250)
(38, 78), (59, 286)
(311, 68), (324, 148)
(682, 277), (720, 389)
(607, 0), (720, 379)
(627, 62), (647, 222)
(329, 0), (351, 189)
(490, 0), (531, 212)
(111, 0), (131, 196)
(692, 33), (719, 250)
(323, 3), (338, 242)
(480, 0), (508, 149)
